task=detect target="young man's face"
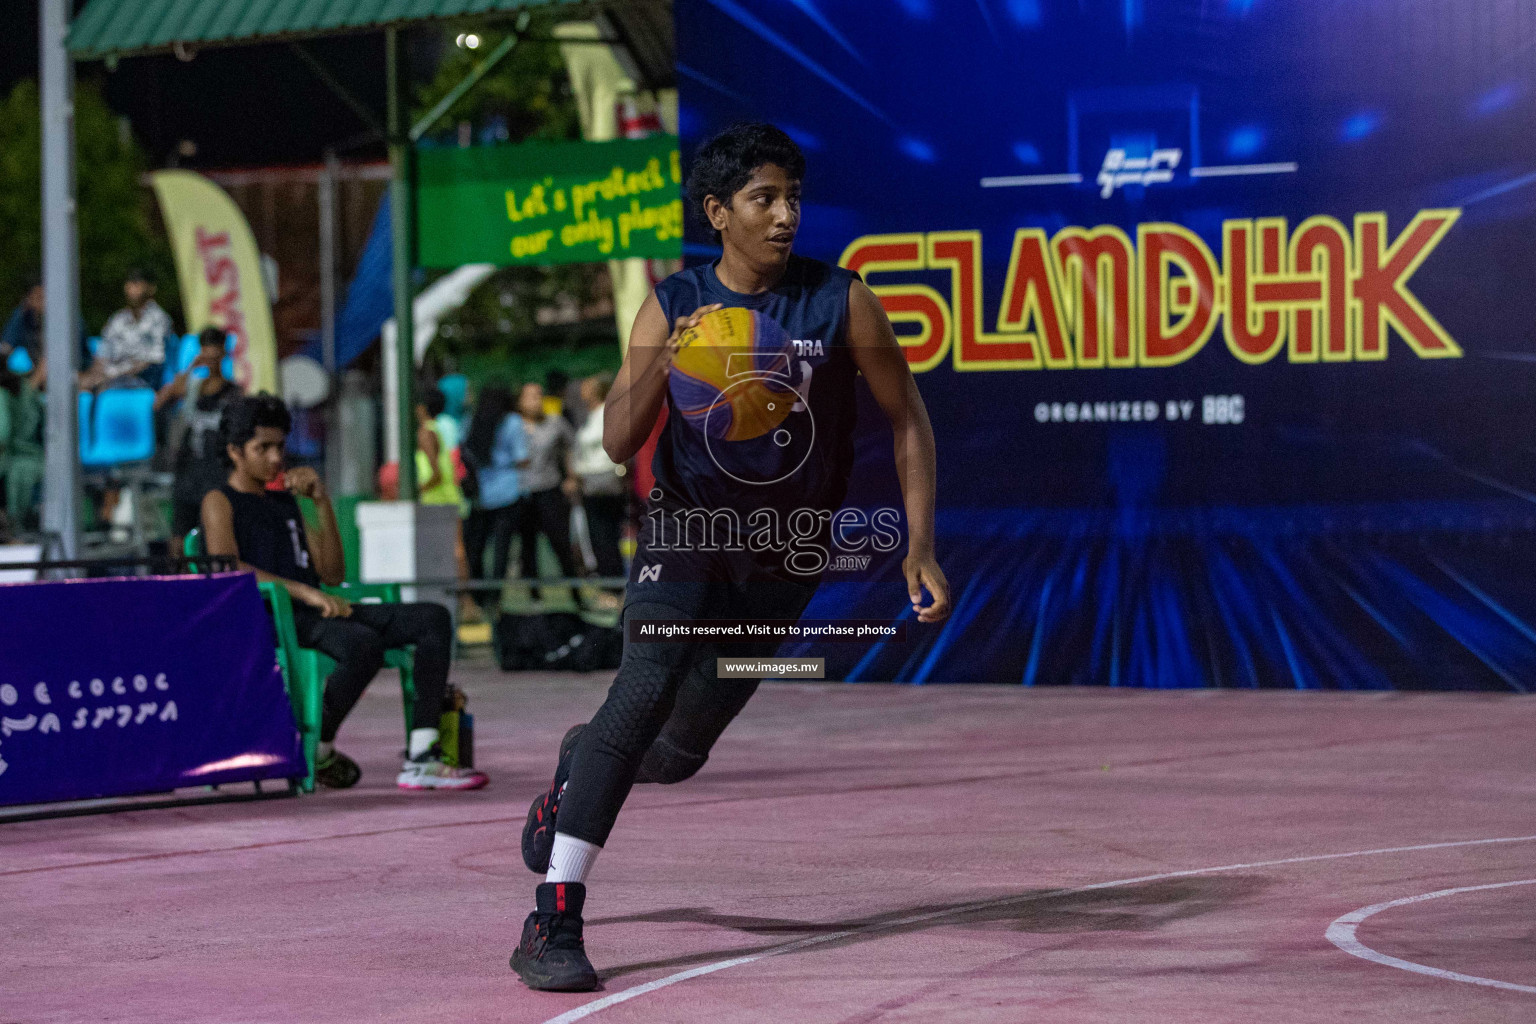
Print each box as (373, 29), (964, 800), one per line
(25, 285), (43, 313)
(196, 341), (225, 375)
(518, 384), (544, 419)
(124, 279), (153, 308)
(229, 426), (285, 484)
(713, 163), (801, 268)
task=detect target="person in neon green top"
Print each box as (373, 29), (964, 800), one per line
(415, 385), (463, 507)
(417, 384), (482, 622)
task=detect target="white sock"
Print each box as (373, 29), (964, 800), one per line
(317, 741), (335, 760)
(545, 833), (602, 885)
(408, 727), (440, 760)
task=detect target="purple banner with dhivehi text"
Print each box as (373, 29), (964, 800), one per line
(0, 573), (302, 807)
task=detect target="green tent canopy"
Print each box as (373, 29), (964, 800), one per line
(68, 0), (582, 60)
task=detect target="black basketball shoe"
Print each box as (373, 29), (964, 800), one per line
(314, 749), (361, 789)
(511, 881), (599, 992)
(522, 723), (585, 873)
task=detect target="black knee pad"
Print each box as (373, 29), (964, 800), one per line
(634, 733), (708, 785)
(584, 602), (700, 764)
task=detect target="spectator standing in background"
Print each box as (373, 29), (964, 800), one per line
(1, 277), (43, 365)
(416, 385), (475, 619)
(461, 384), (529, 612)
(571, 374), (627, 588)
(561, 373), (589, 430)
(435, 392), (462, 451)
(157, 327), (240, 549)
(0, 358), (45, 529)
(81, 269), (173, 391)
(543, 368), (575, 423)
(517, 382), (581, 598)
(415, 385), (463, 509)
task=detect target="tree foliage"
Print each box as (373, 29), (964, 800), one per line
(412, 27), (616, 380)
(0, 78), (178, 334)
(414, 27), (583, 145)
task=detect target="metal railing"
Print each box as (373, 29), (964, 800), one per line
(1, 553), (237, 578)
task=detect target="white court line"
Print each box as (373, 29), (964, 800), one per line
(540, 833), (1536, 1023)
(1190, 162), (1299, 177)
(1326, 877), (1536, 994)
(979, 173), (1084, 188)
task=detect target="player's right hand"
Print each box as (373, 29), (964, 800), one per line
(661, 304), (724, 368)
(286, 466), (327, 502)
(297, 584), (352, 618)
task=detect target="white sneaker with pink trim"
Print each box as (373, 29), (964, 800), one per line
(397, 747), (489, 790)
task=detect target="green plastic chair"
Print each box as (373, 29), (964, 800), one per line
(185, 527), (418, 792)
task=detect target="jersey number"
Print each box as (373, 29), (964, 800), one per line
(287, 519), (311, 569)
(791, 359), (814, 412)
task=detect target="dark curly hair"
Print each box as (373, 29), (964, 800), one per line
(218, 393), (290, 466)
(685, 123), (805, 244)
(419, 384), (447, 418)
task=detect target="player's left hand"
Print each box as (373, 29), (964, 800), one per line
(904, 549), (951, 623)
(286, 466), (327, 502)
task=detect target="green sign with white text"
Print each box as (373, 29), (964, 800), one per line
(415, 136), (683, 267)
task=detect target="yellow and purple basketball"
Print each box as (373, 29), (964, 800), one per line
(670, 306), (798, 441)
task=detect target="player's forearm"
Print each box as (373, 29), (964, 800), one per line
(235, 560), (308, 596)
(893, 404), (937, 553)
(312, 497), (346, 586)
(153, 377), (184, 412)
(603, 362), (668, 463)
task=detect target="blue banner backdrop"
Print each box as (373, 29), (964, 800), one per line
(676, 0), (1536, 687)
(0, 574), (303, 806)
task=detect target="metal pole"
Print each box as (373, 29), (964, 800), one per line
(319, 149), (341, 491)
(319, 151), (338, 376)
(385, 27), (417, 501)
(39, 0), (79, 558)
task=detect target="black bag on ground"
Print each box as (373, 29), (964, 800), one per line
(568, 623), (622, 671)
(495, 612), (622, 672)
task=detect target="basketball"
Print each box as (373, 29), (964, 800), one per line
(669, 306), (798, 441)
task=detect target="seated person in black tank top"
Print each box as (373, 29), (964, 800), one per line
(200, 394), (488, 792)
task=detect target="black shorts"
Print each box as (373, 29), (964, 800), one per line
(622, 508), (824, 633)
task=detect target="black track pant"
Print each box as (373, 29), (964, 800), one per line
(464, 500), (525, 600)
(293, 601), (452, 742)
(582, 493), (627, 579)
(555, 573), (820, 848)
(521, 488), (580, 584)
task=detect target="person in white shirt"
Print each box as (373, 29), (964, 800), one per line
(81, 269), (173, 391)
(570, 374), (627, 584)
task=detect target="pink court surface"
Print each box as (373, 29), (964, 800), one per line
(5, 670), (1536, 1023)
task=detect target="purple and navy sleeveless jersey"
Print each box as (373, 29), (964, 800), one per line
(651, 254), (861, 520)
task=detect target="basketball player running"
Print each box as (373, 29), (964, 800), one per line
(510, 123), (950, 991)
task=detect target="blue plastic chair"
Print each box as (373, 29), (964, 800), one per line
(6, 347), (32, 374)
(82, 388), (156, 467)
(76, 391), (95, 463)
